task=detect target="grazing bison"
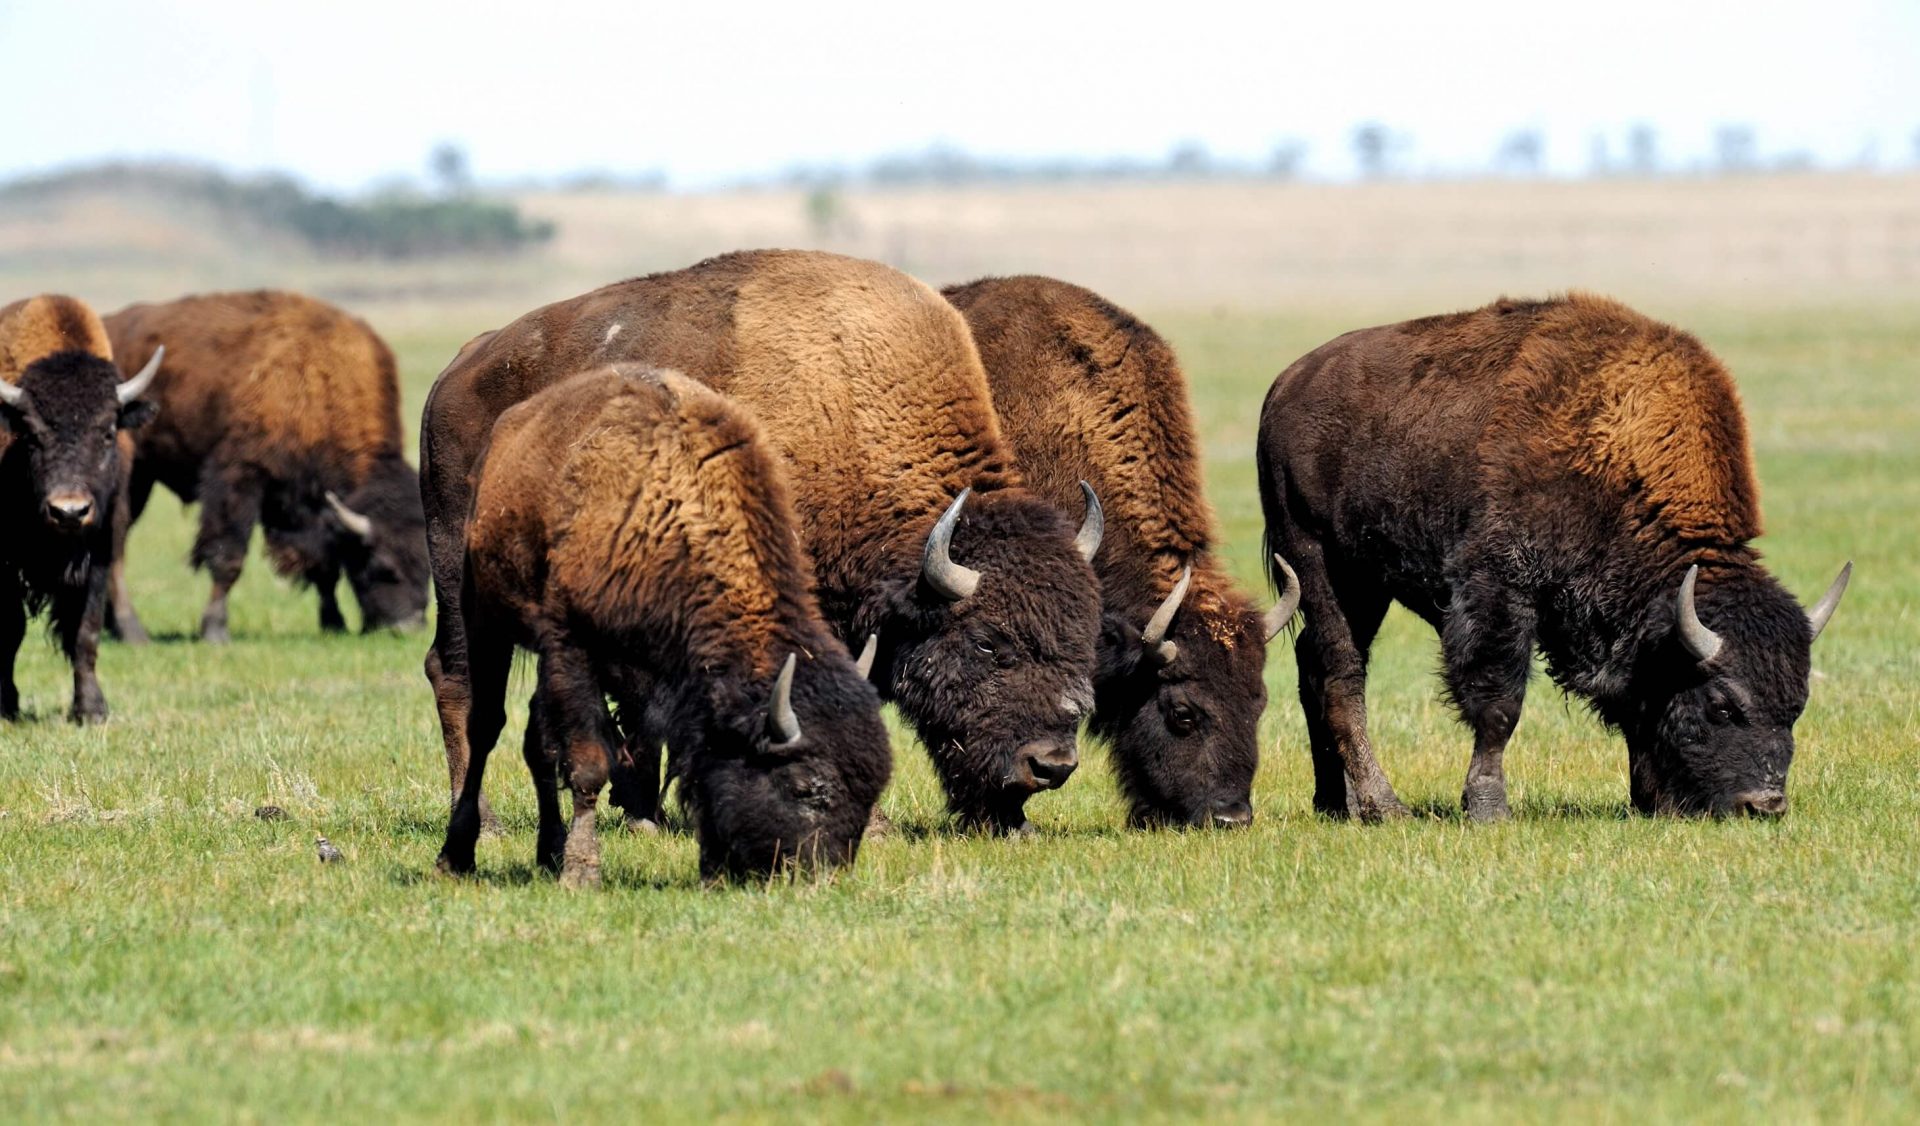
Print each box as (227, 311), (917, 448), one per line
(1258, 293), (1850, 820)
(0, 296), (161, 722)
(103, 291), (428, 644)
(946, 276), (1297, 828)
(424, 250), (1102, 833)
(437, 366), (890, 883)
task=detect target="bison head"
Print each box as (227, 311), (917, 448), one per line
(1, 349), (159, 536)
(324, 452), (430, 631)
(861, 487), (1101, 834)
(688, 648), (892, 881)
(1624, 562), (1850, 817)
(1091, 557), (1298, 829)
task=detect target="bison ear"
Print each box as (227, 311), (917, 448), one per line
(1097, 611), (1146, 680)
(117, 399), (159, 431)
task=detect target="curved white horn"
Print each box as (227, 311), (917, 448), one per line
(854, 633), (878, 680)
(1676, 565), (1724, 664)
(116, 345), (164, 405)
(1142, 564), (1192, 665)
(1805, 561), (1852, 642)
(0, 378), (23, 408)
(325, 491), (376, 542)
(921, 489), (982, 602)
(768, 653), (802, 746)
(1264, 553), (1302, 642)
(1073, 481), (1104, 563)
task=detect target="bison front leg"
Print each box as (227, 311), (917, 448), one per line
(106, 471), (150, 646)
(1440, 573), (1535, 822)
(538, 641), (618, 890)
(57, 560), (113, 724)
(311, 561), (347, 634)
(1289, 542), (1406, 821)
(1, 579), (24, 720)
(192, 459), (266, 645)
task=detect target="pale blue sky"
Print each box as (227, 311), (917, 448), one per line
(3, 0), (1916, 189)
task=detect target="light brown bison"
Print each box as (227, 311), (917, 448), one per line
(103, 291), (428, 644)
(438, 365), (890, 884)
(0, 296), (161, 722)
(424, 250), (1103, 833)
(1258, 294), (1849, 820)
(946, 276), (1297, 828)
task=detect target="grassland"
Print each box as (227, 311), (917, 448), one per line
(1, 297), (1915, 1122)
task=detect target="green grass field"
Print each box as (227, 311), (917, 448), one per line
(2, 301), (1914, 1121)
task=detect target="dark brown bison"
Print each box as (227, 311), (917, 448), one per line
(946, 276), (1297, 828)
(424, 250), (1102, 834)
(1258, 293), (1850, 820)
(103, 291), (428, 644)
(437, 366), (890, 884)
(0, 296), (161, 722)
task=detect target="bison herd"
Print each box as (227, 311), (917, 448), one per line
(0, 251), (1850, 883)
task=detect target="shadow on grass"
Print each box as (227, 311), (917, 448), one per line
(1386, 796), (1637, 822)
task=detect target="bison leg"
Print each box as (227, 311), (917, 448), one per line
(1441, 573), (1535, 822)
(435, 606), (513, 875)
(105, 472), (150, 646)
(192, 460), (266, 645)
(0, 579), (23, 721)
(539, 640), (617, 890)
(1290, 542), (1406, 821)
(56, 560), (112, 724)
(522, 691), (566, 874)
(311, 562), (347, 634)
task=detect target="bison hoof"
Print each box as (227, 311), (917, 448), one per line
(1352, 790), (1410, 823)
(434, 851), (474, 877)
(559, 862), (602, 890)
(202, 625), (232, 646)
(1463, 784), (1512, 823)
(69, 703), (109, 726)
(623, 817), (661, 836)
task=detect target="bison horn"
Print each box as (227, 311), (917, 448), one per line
(921, 489), (982, 602)
(1675, 565), (1725, 664)
(1142, 564), (1192, 665)
(1263, 553), (1302, 642)
(1073, 481), (1104, 563)
(1804, 561), (1852, 642)
(854, 633), (878, 680)
(324, 491), (376, 542)
(116, 345), (164, 405)
(0, 377), (23, 408)
(768, 652), (802, 747)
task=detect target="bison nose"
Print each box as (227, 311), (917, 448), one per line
(44, 493), (94, 528)
(1018, 740), (1078, 790)
(1731, 790), (1789, 818)
(1210, 799), (1254, 829)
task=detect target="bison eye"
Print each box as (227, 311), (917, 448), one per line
(975, 641), (994, 656)
(1166, 704), (1196, 734)
(1709, 705), (1733, 724)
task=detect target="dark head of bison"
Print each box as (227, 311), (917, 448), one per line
(862, 487), (1101, 834)
(1091, 556), (1299, 829)
(323, 452), (429, 631)
(1621, 563), (1850, 818)
(1, 348), (160, 535)
(686, 650), (892, 881)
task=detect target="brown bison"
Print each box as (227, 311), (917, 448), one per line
(103, 291), (428, 644)
(1257, 293), (1850, 820)
(424, 250), (1102, 834)
(438, 365), (890, 884)
(946, 276), (1297, 828)
(0, 296), (161, 722)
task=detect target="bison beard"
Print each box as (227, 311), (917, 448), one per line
(434, 367), (890, 883)
(420, 250), (1103, 835)
(1258, 293), (1848, 820)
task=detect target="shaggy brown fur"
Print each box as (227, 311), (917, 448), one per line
(440, 366), (889, 882)
(103, 291), (428, 642)
(424, 251), (1101, 832)
(1259, 293), (1842, 821)
(946, 275), (1272, 827)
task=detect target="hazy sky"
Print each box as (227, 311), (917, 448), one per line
(4, 0), (1916, 189)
